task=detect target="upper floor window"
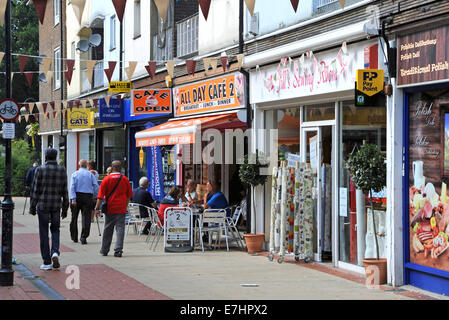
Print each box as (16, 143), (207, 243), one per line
(176, 14), (198, 58)
(54, 0), (60, 26)
(134, 0), (141, 38)
(152, 0), (174, 62)
(54, 47), (61, 90)
(110, 15), (116, 50)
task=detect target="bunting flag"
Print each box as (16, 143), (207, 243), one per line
(154, 0), (170, 24)
(104, 95), (111, 107)
(80, 100), (87, 108)
(339, 0), (346, 8)
(32, 0), (48, 25)
(125, 61), (138, 82)
(42, 102), (48, 114)
(186, 60), (196, 76)
(290, 0), (299, 13)
(203, 58), (212, 72)
(199, 0), (211, 21)
(237, 54), (244, 70)
(0, 52), (4, 65)
(46, 71), (54, 84)
(28, 103), (34, 113)
(49, 101), (55, 111)
(84, 60), (97, 84)
(71, 0), (87, 25)
(65, 59), (75, 85)
(93, 98), (99, 108)
(145, 61), (157, 79)
(112, 0), (127, 23)
(104, 61), (117, 83)
(210, 58), (218, 72)
(88, 99), (94, 108)
(25, 73), (34, 87)
(244, 0), (256, 17)
(19, 55), (29, 73)
(55, 101), (61, 112)
(11, 72), (14, 81)
(0, 0), (7, 26)
(220, 56), (228, 72)
(36, 102), (43, 114)
(33, 114), (39, 121)
(341, 41), (348, 55)
(166, 60), (175, 78)
(68, 101), (74, 110)
(25, 114), (30, 122)
(53, 111), (58, 119)
(63, 101), (68, 110)
(42, 57), (52, 74)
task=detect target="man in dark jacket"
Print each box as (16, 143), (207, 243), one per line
(30, 149), (69, 271)
(132, 177), (157, 235)
(25, 162), (39, 194)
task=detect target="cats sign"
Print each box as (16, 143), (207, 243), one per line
(132, 89), (172, 115)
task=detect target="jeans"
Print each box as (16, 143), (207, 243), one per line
(37, 209), (60, 265)
(70, 193), (93, 242)
(100, 214), (126, 254)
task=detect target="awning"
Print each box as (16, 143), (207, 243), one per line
(135, 113), (244, 147)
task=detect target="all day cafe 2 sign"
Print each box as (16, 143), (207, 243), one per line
(173, 73), (245, 117)
(68, 108), (94, 129)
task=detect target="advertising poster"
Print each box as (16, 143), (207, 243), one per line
(99, 98), (123, 123)
(409, 91), (449, 271)
(67, 108), (94, 129)
(165, 208), (191, 242)
(148, 145), (164, 202)
(173, 73), (245, 117)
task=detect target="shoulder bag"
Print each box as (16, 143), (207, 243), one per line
(101, 175), (123, 214)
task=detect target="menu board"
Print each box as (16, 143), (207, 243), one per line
(408, 91), (449, 271)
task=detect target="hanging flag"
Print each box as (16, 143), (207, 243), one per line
(81, 100), (87, 108)
(88, 99), (94, 108)
(68, 101), (74, 111)
(112, 0), (127, 23)
(154, 0), (169, 24)
(46, 71), (54, 84)
(85, 60), (97, 84)
(42, 57), (52, 74)
(31, 0), (48, 25)
(0, 0), (7, 26)
(53, 111), (58, 119)
(25, 73), (34, 87)
(49, 101), (55, 111)
(125, 61), (138, 82)
(145, 61), (157, 79)
(55, 101), (61, 112)
(93, 99), (99, 108)
(62, 101), (68, 110)
(26, 103), (33, 113)
(71, 0), (86, 25)
(210, 58), (218, 72)
(199, 0), (211, 21)
(186, 60), (196, 76)
(42, 102), (48, 114)
(33, 114), (39, 121)
(166, 60), (175, 78)
(220, 56), (228, 72)
(25, 114), (30, 122)
(19, 55), (29, 73)
(0, 52), (4, 65)
(65, 59), (75, 85)
(290, 0), (299, 12)
(341, 41), (348, 55)
(104, 61), (117, 83)
(236, 54), (244, 70)
(244, 0), (256, 16)
(339, 0), (346, 8)
(104, 95), (111, 107)
(203, 58), (212, 72)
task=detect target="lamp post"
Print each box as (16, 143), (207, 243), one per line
(0, 0), (15, 287)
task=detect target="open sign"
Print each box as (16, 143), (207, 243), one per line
(132, 89), (172, 115)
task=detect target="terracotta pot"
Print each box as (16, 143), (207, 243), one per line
(362, 258), (387, 285)
(243, 233), (265, 253)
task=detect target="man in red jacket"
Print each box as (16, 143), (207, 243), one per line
(94, 161), (132, 257)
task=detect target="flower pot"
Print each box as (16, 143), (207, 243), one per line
(362, 258), (387, 285)
(243, 233), (265, 253)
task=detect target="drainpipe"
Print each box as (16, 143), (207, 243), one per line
(60, 0), (66, 169)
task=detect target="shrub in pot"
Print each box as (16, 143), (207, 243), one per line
(345, 143), (387, 285)
(239, 150), (268, 253)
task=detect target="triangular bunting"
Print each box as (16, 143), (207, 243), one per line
(112, 0), (127, 23)
(49, 102), (55, 111)
(53, 111), (58, 119)
(290, 0), (299, 12)
(84, 60), (97, 84)
(166, 60), (175, 78)
(24, 73), (34, 87)
(199, 0), (211, 21)
(237, 54), (244, 70)
(55, 101), (61, 112)
(125, 61), (137, 82)
(220, 56), (228, 72)
(88, 99), (94, 108)
(104, 95), (111, 107)
(244, 0), (256, 17)
(46, 71), (54, 84)
(65, 59), (75, 85)
(104, 61), (117, 83)
(154, 0), (169, 24)
(186, 60), (196, 76)
(203, 58), (212, 72)
(42, 102), (48, 114)
(0, 52), (4, 65)
(42, 57), (52, 74)
(71, 0), (86, 25)
(32, 0), (48, 25)
(80, 100), (87, 108)
(28, 103), (34, 113)
(339, 0), (346, 8)
(145, 61), (157, 79)
(210, 58), (218, 72)
(25, 114), (30, 122)
(33, 114), (39, 121)
(0, 0), (7, 26)
(19, 55), (29, 73)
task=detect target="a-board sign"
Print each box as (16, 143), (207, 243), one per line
(164, 207), (193, 253)
(109, 81), (132, 93)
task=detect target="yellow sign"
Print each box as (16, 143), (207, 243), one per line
(109, 81), (132, 93)
(68, 108), (94, 129)
(356, 69), (384, 96)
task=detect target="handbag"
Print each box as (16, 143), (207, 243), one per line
(100, 175), (123, 214)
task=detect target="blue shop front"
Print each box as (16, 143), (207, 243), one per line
(399, 24), (449, 296)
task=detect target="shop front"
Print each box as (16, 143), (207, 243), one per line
(135, 72), (247, 208)
(250, 39), (388, 273)
(399, 24), (449, 295)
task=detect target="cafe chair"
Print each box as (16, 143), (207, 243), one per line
(197, 209), (229, 253)
(224, 206), (246, 249)
(126, 203), (152, 236)
(147, 208), (164, 251)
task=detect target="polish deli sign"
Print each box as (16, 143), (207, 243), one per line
(173, 73), (245, 117)
(250, 42), (371, 104)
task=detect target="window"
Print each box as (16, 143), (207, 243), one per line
(54, 0), (60, 26)
(110, 15), (116, 50)
(134, 0), (141, 38)
(176, 14), (198, 57)
(54, 47), (61, 90)
(71, 41), (75, 59)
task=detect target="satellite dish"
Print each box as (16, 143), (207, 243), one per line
(38, 73), (47, 83)
(89, 34), (102, 47)
(77, 40), (89, 52)
(157, 17), (166, 49)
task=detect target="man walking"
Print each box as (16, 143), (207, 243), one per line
(30, 148), (69, 271)
(69, 159), (99, 244)
(94, 161), (132, 257)
(25, 162), (39, 193)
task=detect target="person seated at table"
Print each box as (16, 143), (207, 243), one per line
(203, 181), (230, 216)
(132, 177), (157, 235)
(157, 186), (181, 226)
(177, 185), (189, 205)
(185, 179), (201, 205)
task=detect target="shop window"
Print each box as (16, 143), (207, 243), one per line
(79, 131), (95, 164)
(102, 128), (125, 174)
(304, 102), (335, 122)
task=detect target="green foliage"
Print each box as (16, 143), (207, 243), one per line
(239, 151), (268, 187)
(345, 144), (386, 194)
(0, 139), (35, 196)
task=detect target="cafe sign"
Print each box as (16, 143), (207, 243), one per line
(173, 73), (245, 117)
(132, 89), (172, 115)
(398, 25), (449, 86)
(68, 108), (94, 129)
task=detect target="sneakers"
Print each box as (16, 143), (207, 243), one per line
(51, 253), (60, 269)
(114, 251), (122, 258)
(40, 264), (52, 271)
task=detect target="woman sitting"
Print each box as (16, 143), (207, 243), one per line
(157, 186), (181, 226)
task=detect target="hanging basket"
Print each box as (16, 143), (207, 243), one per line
(243, 233), (265, 253)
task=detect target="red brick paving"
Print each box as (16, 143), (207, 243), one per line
(12, 233), (75, 255)
(30, 264), (171, 300)
(0, 271), (47, 300)
(0, 219), (25, 228)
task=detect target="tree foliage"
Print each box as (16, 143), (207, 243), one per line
(239, 151), (268, 187)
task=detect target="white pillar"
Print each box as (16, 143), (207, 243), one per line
(252, 104), (265, 235)
(41, 134), (48, 165)
(386, 76), (404, 286)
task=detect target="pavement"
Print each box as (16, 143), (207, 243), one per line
(0, 197), (447, 301)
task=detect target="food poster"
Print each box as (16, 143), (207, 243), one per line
(409, 91), (449, 271)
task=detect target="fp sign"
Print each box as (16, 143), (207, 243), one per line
(0, 99), (20, 121)
(356, 69), (384, 96)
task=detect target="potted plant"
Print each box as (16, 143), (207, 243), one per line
(239, 150), (268, 253)
(345, 143), (387, 285)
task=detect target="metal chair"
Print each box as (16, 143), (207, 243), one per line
(126, 203), (153, 236)
(147, 208), (164, 251)
(197, 209), (229, 252)
(225, 205), (246, 249)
